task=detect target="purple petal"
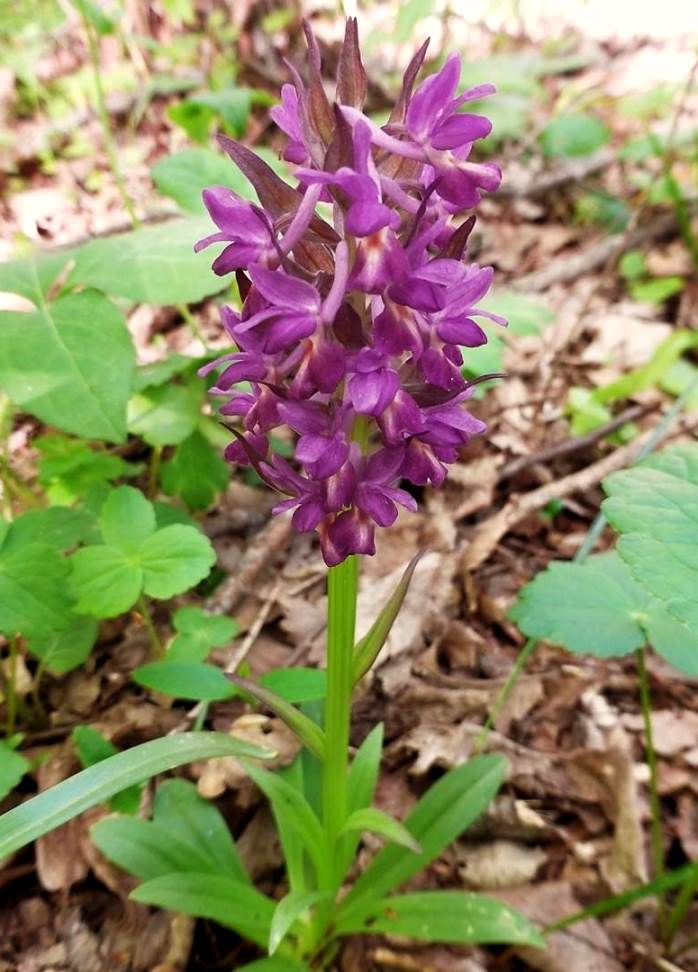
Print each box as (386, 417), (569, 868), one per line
(406, 53), (461, 141)
(347, 368), (400, 416)
(356, 485), (398, 527)
(431, 113), (493, 151)
(436, 316), (488, 347)
(250, 266), (320, 312)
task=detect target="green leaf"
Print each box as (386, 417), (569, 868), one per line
(395, 0), (431, 42)
(0, 740), (30, 802)
(68, 219), (227, 305)
(242, 762), (330, 886)
(340, 807), (421, 853)
(4, 507), (95, 552)
(132, 873), (274, 947)
(353, 554), (420, 683)
(335, 891), (544, 947)
(462, 291), (554, 380)
(100, 485), (156, 555)
(161, 429), (229, 510)
(133, 353), (197, 391)
(630, 276), (684, 304)
(0, 540), (71, 642)
(0, 251), (74, 304)
(72, 726), (142, 814)
(540, 114), (609, 157)
(509, 552), (648, 657)
(169, 606), (238, 662)
(603, 444), (698, 632)
(229, 675), (326, 760)
(338, 724), (384, 877)
(30, 612), (99, 674)
(341, 755), (506, 912)
(140, 524), (215, 598)
(643, 600), (698, 677)
(152, 147), (258, 213)
(93, 815), (224, 879)
(0, 732), (273, 860)
(236, 960), (309, 972)
(660, 359), (698, 410)
(36, 435), (139, 505)
(258, 667), (326, 704)
(152, 778), (249, 882)
(70, 544), (142, 617)
(268, 891), (331, 955)
(128, 381), (204, 447)
(0, 290), (135, 442)
(619, 250), (647, 280)
(134, 661), (236, 701)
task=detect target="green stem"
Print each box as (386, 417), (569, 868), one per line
(80, 10), (140, 228)
(137, 595), (163, 658)
(665, 867), (698, 949)
(322, 555), (359, 863)
(147, 445), (162, 499)
(473, 637), (537, 754)
(637, 647), (665, 900)
(177, 303), (210, 352)
(5, 637), (19, 738)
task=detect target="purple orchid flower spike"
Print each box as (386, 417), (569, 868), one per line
(196, 22), (504, 565)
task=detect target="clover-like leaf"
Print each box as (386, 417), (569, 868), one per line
(169, 606), (238, 662)
(161, 429), (229, 510)
(140, 525), (215, 599)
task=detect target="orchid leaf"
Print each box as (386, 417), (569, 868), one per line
(228, 675), (326, 759)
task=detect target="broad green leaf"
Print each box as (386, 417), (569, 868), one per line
(92, 816), (220, 880)
(243, 762), (330, 887)
(152, 147), (258, 213)
(237, 960), (309, 972)
(153, 500), (199, 530)
(603, 444), (698, 631)
(0, 541), (72, 641)
(70, 544), (142, 617)
(36, 435), (139, 504)
(132, 873), (274, 947)
(140, 524), (216, 598)
(354, 554), (420, 683)
(630, 276), (684, 304)
(161, 429), (229, 510)
(30, 612), (98, 674)
(462, 290), (554, 380)
(0, 732), (273, 859)
(100, 485), (156, 554)
(340, 807), (421, 853)
(133, 353), (196, 391)
(335, 891), (544, 947)
(509, 552), (648, 657)
(229, 675), (326, 759)
(342, 754), (506, 912)
(128, 382), (203, 447)
(0, 290), (135, 442)
(133, 661), (236, 701)
(540, 114), (609, 157)
(268, 891), (331, 955)
(72, 726), (142, 814)
(0, 740), (30, 802)
(69, 219), (227, 305)
(0, 251), (74, 304)
(152, 778), (248, 883)
(3, 507), (95, 552)
(643, 601), (698, 677)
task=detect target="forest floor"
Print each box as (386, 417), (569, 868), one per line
(1, 3), (698, 971)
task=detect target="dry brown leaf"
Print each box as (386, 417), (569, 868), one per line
(35, 745), (90, 893)
(195, 715), (299, 798)
(458, 839), (546, 889)
(497, 881), (624, 972)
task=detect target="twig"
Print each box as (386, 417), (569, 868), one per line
(498, 403), (654, 480)
(637, 648), (665, 896)
(205, 515), (292, 615)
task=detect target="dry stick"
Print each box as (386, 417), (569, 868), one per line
(498, 402), (654, 480)
(474, 381), (697, 753)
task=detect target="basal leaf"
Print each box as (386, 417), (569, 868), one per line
(0, 290), (135, 442)
(341, 754), (506, 912)
(0, 250), (74, 304)
(340, 807), (421, 853)
(335, 891), (544, 947)
(4, 507), (96, 552)
(0, 732), (274, 859)
(29, 612), (99, 674)
(132, 873), (274, 947)
(0, 541), (72, 642)
(128, 382), (203, 447)
(152, 147), (258, 213)
(100, 485), (156, 555)
(268, 891), (331, 955)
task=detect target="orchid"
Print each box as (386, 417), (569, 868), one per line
(198, 23), (505, 567)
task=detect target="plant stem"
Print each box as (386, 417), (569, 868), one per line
(322, 555), (359, 862)
(473, 637), (537, 754)
(79, 9), (140, 228)
(665, 867), (698, 949)
(177, 303), (210, 352)
(5, 637), (19, 738)
(147, 445), (162, 499)
(137, 596), (163, 658)
(637, 647), (665, 895)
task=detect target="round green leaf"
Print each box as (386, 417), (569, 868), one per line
(540, 114), (609, 157)
(140, 525), (216, 599)
(100, 486), (156, 554)
(70, 545), (143, 617)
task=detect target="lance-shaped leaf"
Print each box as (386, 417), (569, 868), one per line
(340, 807), (421, 853)
(0, 732), (273, 859)
(268, 890), (332, 955)
(353, 553), (421, 684)
(336, 17), (367, 109)
(228, 674), (326, 760)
